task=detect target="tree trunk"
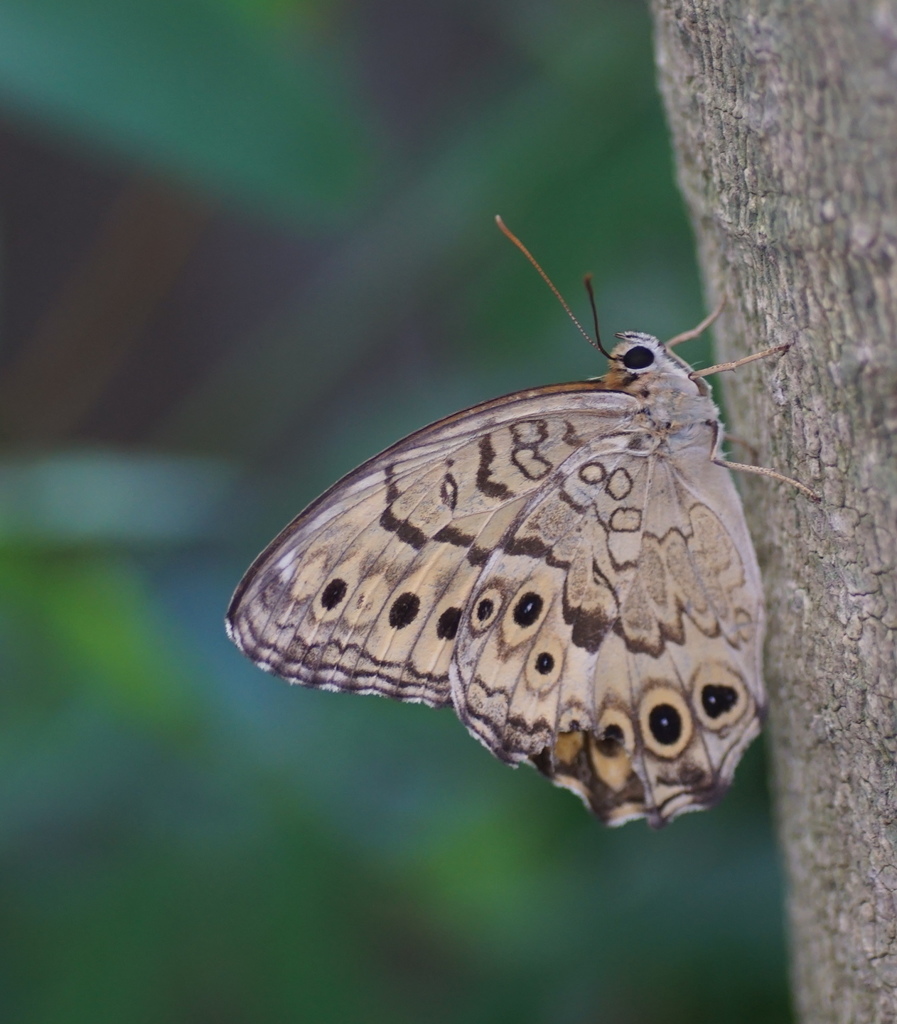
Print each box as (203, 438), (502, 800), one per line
(649, 2), (897, 1020)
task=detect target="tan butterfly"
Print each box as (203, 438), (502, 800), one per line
(227, 219), (817, 828)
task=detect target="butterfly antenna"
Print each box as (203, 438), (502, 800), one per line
(495, 216), (610, 358)
(583, 274), (611, 358)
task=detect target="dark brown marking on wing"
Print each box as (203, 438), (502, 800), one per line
(563, 557), (615, 654)
(476, 435), (513, 499)
(558, 488), (587, 513)
(569, 609), (612, 654)
(530, 732), (647, 826)
(503, 714), (554, 752)
(606, 467), (634, 500)
(563, 420), (585, 446)
(612, 610), (717, 658)
(467, 545), (491, 566)
(509, 419), (552, 481)
(433, 524), (475, 547)
(461, 672), (516, 761)
(248, 632), (453, 705)
(503, 533), (552, 560)
(379, 466), (428, 550)
(512, 451), (552, 481)
(379, 503), (427, 550)
(440, 472), (459, 510)
(510, 419), (549, 444)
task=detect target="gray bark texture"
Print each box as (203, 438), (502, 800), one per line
(650, 2), (897, 1020)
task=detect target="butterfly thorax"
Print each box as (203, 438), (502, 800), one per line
(599, 335), (721, 457)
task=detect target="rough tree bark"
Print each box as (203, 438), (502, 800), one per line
(650, 2), (897, 1021)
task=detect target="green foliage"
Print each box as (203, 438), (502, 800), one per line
(0, 0), (373, 222)
(0, 2), (791, 1021)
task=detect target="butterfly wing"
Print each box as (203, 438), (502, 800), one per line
(226, 384), (638, 708)
(228, 382), (764, 828)
(451, 427), (766, 827)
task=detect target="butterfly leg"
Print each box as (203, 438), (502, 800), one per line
(690, 342), (791, 380)
(714, 457), (821, 501)
(696, 342), (819, 499)
(665, 294), (726, 347)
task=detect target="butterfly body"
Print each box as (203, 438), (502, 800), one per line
(228, 333), (765, 828)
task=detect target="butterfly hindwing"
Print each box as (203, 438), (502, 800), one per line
(452, 428), (765, 826)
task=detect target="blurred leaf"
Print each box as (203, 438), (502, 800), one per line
(0, 450), (234, 544)
(0, 0), (375, 222)
(218, 0), (320, 28)
(0, 551), (199, 734)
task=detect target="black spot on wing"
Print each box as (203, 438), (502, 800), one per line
(513, 592), (543, 627)
(594, 723), (624, 756)
(388, 592), (421, 629)
(649, 704), (682, 744)
(321, 578), (347, 609)
(436, 606), (461, 640)
(702, 684), (739, 718)
(534, 651), (554, 674)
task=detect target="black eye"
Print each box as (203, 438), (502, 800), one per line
(701, 684), (739, 718)
(648, 703), (682, 745)
(622, 345), (654, 370)
(601, 723), (624, 744)
(513, 592), (543, 627)
(594, 723), (625, 757)
(534, 652), (554, 674)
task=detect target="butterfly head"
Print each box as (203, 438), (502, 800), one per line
(603, 332), (710, 396)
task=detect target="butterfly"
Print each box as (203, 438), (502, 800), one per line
(226, 220), (817, 828)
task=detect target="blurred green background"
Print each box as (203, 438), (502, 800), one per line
(0, 1), (791, 1022)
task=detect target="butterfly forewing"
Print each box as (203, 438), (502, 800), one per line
(227, 385), (636, 706)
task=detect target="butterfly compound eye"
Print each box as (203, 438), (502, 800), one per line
(622, 345), (655, 370)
